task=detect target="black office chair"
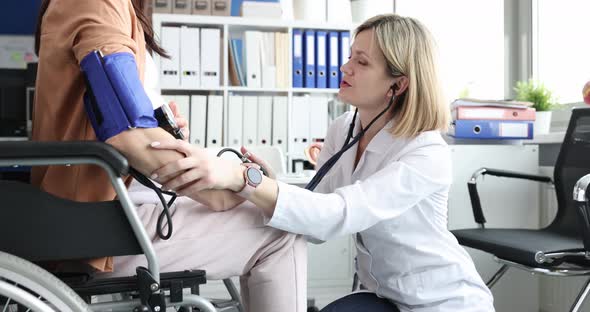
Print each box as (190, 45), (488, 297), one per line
(452, 107), (590, 312)
(0, 141), (242, 311)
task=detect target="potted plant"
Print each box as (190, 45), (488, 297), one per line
(514, 80), (557, 135)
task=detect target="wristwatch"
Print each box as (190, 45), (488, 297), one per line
(237, 166), (263, 198)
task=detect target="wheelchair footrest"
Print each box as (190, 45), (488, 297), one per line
(61, 270), (207, 297)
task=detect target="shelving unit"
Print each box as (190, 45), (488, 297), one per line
(152, 13), (356, 308)
(152, 14), (352, 173)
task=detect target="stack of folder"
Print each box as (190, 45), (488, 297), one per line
(153, 0), (231, 16)
(448, 98), (536, 140)
(292, 29), (350, 89)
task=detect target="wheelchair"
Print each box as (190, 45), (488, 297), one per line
(0, 140), (242, 311)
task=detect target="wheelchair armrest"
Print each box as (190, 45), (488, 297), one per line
(0, 141), (128, 176)
(574, 174), (590, 252)
(467, 167), (553, 226)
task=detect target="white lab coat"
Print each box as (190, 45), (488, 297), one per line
(268, 112), (495, 311)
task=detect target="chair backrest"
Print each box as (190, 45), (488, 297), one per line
(548, 107), (590, 236)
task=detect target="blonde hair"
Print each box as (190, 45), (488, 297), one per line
(355, 14), (450, 137)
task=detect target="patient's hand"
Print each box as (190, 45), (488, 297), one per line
(150, 140), (247, 211)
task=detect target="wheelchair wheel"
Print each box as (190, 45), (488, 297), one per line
(0, 251), (90, 311)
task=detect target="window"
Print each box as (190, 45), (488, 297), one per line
(395, 0), (504, 103)
(533, 0), (590, 104)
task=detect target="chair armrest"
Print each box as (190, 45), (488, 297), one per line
(574, 174), (590, 252)
(0, 141), (128, 176)
(467, 167), (553, 226)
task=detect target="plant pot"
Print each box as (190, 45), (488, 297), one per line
(534, 111), (552, 136)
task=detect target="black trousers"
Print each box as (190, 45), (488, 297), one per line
(320, 293), (400, 312)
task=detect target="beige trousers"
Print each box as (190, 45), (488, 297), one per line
(99, 186), (307, 312)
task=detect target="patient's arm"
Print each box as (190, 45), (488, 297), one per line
(106, 128), (245, 210)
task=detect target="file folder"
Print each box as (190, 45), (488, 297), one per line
(315, 31), (328, 89)
(206, 95), (223, 147)
(160, 26), (181, 89)
(272, 96), (288, 155)
(189, 95), (207, 146)
(192, 0), (211, 15)
(257, 96), (273, 146)
(290, 96), (310, 156)
(292, 29), (303, 88)
(449, 120), (533, 139)
(245, 31), (262, 88)
(242, 96), (258, 146)
(200, 28), (221, 88)
(327, 32), (340, 88)
(211, 0), (231, 16)
(180, 26), (200, 88)
(173, 0), (192, 14)
(153, 0), (172, 13)
(452, 106), (536, 121)
(227, 95), (243, 147)
(309, 96), (328, 143)
(339, 31), (350, 86)
(303, 30), (316, 88)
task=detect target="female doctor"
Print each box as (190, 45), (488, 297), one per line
(151, 14), (495, 312)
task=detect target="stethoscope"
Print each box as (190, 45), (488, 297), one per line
(305, 84), (401, 191)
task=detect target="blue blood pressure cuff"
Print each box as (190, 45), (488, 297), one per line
(80, 51), (158, 142)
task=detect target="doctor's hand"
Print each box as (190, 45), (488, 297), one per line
(149, 140), (246, 197)
(240, 146), (276, 179)
(168, 101), (189, 141)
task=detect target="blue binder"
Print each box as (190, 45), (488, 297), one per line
(292, 29), (303, 88)
(327, 31), (340, 89)
(450, 120), (534, 139)
(339, 31), (350, 86)
(315, 31), (328, 89)
(303, 30), (316, 88)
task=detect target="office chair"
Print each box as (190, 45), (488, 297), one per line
(452, 107), (590, 312)
(0, 140), (241, 311)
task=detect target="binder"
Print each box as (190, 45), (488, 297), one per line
(308, 96), (328, 143)
(189, 95), (207, 146)
(244, 31), (262, 88)
(174, 95), (191, 123)
(452, 106), (536, 121)
(200, 28), (221, 88)
(449, 120), (534, 139)
(173, 0), (192, 14)
(272, 96), (288, 154)
(327, 31), (340, 88)
(242, 96), (258, 146)
(315, 31), (328, 89)
(303, 30), (316, 88)
(229, 39), (246, 86)
(211, 0), (231, 15)
(180, 26), (200, 88)
(261, 32), (276, 89)
(160, 26), (181, 89)
(192, 0), (211, 15)
(206, 95), (223, 147)
(257, 96), (273, 146)
(339, 31), (350, 86)
(290, 96), (310, 156)
(153, 0), (172, 13)
(227, 95), (243, 147)
(292, 29), (304, 88)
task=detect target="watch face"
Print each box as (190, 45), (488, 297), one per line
(247, 167), (263, 185)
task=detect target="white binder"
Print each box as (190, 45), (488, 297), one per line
(180, 26), (200, 88)
(160, 26), (181, 89)
(257, 96), (273, 146)
(290, 95), (310, 156)
(309, 96), (329, 143)
(189, 95), (207, 147)
(272, 96), (288, 155)
(242, 96), (258, 146)
(200, 28), (221, 88)
(174, 95), (191, 123)
(206, 95), (223, 147)
(227, 95), (243, 147)
(244, 31), (262, 88)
